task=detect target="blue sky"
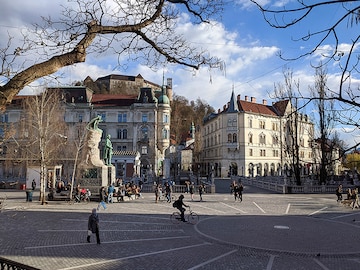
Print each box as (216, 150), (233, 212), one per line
(1, 0), (360, 144)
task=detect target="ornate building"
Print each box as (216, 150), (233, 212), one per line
(202, 91), (315, 178)
(0, 74), (171, 184)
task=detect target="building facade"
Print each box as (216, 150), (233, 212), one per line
(0, 74), (171, 184)
(202, 91), (315, 179)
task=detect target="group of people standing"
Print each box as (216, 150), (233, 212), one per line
(231, 181), (244, 202)
(336, 184), (360, 209)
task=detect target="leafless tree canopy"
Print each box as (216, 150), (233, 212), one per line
(251, 1), (360, 105)
(0, 0), (224, 108)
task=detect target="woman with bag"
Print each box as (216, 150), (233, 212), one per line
(87, 208), (100, 244)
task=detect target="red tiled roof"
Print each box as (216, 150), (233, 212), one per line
(238, 100), (278, 116)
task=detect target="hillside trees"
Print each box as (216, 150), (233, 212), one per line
(0, 0), (224, 110)
(171, 94), (214, 162)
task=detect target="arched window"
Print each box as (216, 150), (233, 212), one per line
(228, 134), (232, 142)
(259, 133), (266, 144)
(233, 133), (237, 143)
(122, 129), (127, 139)
(248, 133), (253, 144)
(117, 129), (122, 139)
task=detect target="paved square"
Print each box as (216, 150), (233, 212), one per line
(1, 183), (360, 270)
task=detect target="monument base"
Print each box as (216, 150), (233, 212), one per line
(77, 165), (115, 194)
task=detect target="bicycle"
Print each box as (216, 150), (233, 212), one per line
(170, 206), (199, 225)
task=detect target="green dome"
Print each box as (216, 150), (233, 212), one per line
(158, 93), (170, 104)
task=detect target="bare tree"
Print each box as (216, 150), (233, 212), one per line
(22, 89), (68, 204)
(310, 65), (337, 184)
(0, 0), (224, 109)
(274, 69), (307, 185)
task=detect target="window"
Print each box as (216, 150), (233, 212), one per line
(249, 133), (253, 144)
(260, 149), (266, 156)
(118, 113), (127, 123)
(163, 114), (169, 123)
(78, 114), (83, 122)
(259, 120), (265, 129)
(142, 113), (148, 123)
(273, 150), (279, 157)
(259, 133), (266, 144)
(99, 113), (106, 122)
(272, 122), (279, 131)
(141, 126), (148, 139)
(122, 145), (127, 151)
(117, 129), (127, 139)
(249, 149), (253, 156)
(248, 118), (253, 128)
(0, 114), (8, 123)
(233, 133), (237, 143)
(141, 146), (148, 155)
(228, 134), (232, 143)
(272, 135), (279, 145)
(162, 128), (168, 139)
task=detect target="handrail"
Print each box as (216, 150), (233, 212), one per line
(0, 257), (40, 270)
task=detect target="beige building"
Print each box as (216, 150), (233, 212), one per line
(202, 91), (315, 178)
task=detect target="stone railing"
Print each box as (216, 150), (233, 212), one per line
(140, 184), (213, 194)
(237, 176), (354, 194)
(0, 256), (40, 270)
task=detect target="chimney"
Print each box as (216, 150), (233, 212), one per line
(166, 78), (172, 88)
(223, 105), (226, 111)
(263, 99), (267, 105)
(251, 97), (256, 103)
(245, 96), (248, 101)
(218, 109), (221, 113)
(237, 95), (241, 101)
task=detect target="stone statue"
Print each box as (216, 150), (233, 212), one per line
(84, 116), (104, 167)
(87, 115), (102, 131)
(103, 134), (113, 166)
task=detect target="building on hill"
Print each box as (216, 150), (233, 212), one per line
(201, 91), (316, 179)
(0, 74), (171, 185)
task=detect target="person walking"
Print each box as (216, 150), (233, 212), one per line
(165, 182), (172, 203)
(198, 184), (204, 202)
(87, 208), (100, 244)
(31, 179), (36, 190)
(189, 183), (195, 201)
(336, 184), (343, 202)
(155, 183), (161, 203)
(97, 186), (107, 210)
(238, 182), (244, 202)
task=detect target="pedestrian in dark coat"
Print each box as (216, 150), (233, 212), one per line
(87, 208), (100, 244)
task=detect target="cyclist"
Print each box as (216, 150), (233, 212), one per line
(173, 194), (188, 222)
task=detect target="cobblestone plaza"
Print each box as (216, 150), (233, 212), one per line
(1, 183), (360, 270)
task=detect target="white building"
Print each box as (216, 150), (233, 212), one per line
(202, 92), (315, 178)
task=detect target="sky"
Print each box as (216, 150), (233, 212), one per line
(1, 0), (360, 145)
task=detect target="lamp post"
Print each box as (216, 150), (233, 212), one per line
(210, 164), (215, 193)
(197, 164), (200, 185)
